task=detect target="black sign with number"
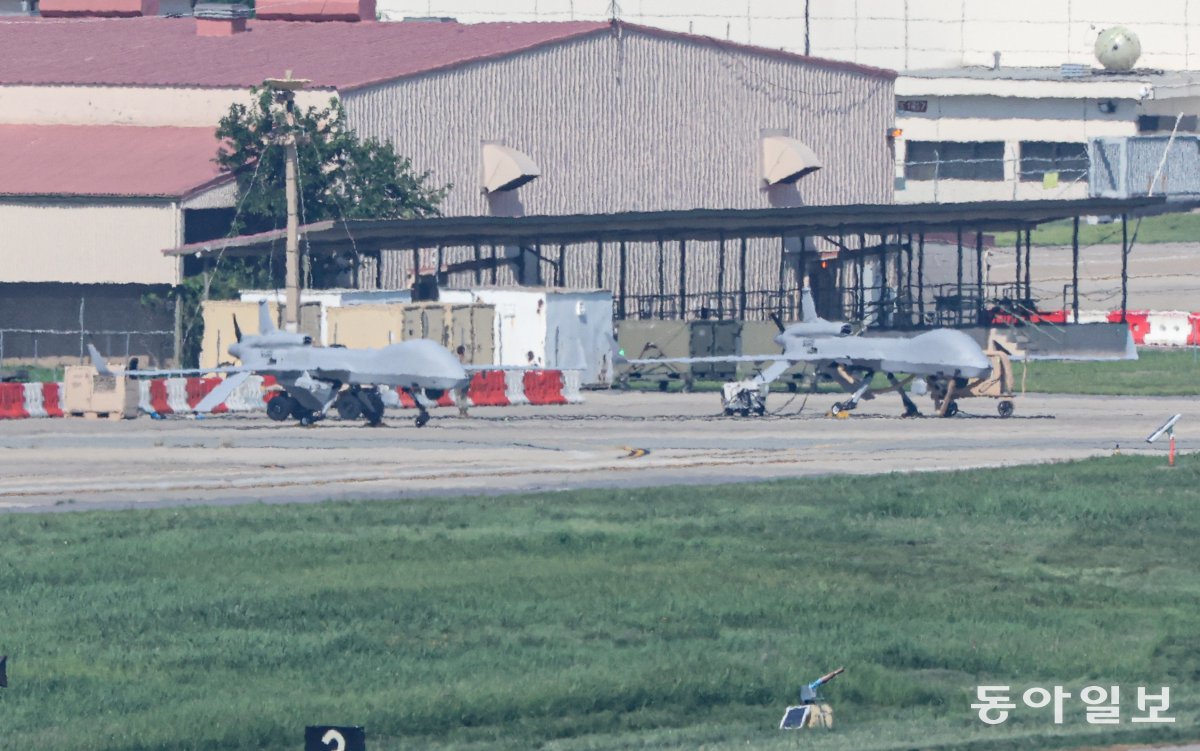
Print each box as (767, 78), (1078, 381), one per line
(305, 726), (365, 751)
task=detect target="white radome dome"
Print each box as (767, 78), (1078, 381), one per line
(1095, 26), (1142, 71)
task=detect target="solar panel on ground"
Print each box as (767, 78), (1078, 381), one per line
(779, 704), (811, 729)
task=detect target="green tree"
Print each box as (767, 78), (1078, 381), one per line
(216, 87), (447, 234)
(158, 87), (449, 366)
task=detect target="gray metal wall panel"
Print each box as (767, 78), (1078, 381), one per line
(0, 201), (181, 285)
(344, 29), (894, 216)
(1090, 135), (1200, 198)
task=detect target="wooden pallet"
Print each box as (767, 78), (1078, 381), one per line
(68, 410), (126, 421)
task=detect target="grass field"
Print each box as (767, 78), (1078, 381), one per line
(1019, 348), (1200, 396)
(994, 211), (1200, 247)
(1, 457), (1197, 750)
(623, 347), (1200, 398)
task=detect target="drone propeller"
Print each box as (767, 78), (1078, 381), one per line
(232, 314), (243, 343)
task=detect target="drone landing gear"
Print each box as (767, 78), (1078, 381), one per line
(934, 379), (960, 418)
(266, 391), (322, 425)
(334, 388), (364, 421)
(830, 370), (874, 417)
(266, 392), (294, 422)
(887, 373), (921, 417)
(354, 387), (386, 427)
(399, 387), (431, 428)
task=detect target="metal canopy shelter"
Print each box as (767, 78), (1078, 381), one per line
(164, 196), (1175, 328)
(166, 197), (1169, 257)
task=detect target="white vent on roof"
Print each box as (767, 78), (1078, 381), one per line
(761, 136), (822, 185)
(481, 143), (540, 193)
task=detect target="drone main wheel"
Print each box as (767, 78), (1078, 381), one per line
(363, 390), (385, 426)
(997, 400), (1014, 418)
(944, 400), (959, 417)
(266, 394), (295, 422)
(415, 412), (430, 428)
(335, 393), (363, 421)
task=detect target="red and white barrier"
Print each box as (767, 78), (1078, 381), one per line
(504, 370), (530, 406)
(996, 308), (1200, 348)
(0, 382), (28, 419)
(0, 368), (576, 420)
(465, 371), (509, 407)
(0, 381), (64, 419)
(1143, 311), (1192, 347)
(94, 369), (580, 419)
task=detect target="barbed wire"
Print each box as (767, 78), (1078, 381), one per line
(0, 328), (173, 335)
(705, 44), (890, 112)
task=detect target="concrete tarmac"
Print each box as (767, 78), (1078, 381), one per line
(988, 242), (1200, 312)
(0, 390), (1189, 513)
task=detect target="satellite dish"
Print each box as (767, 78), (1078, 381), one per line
(1095, 26), (1142, 71)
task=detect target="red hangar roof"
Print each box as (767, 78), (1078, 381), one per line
(0, 125), (228, 198)
(0, 17), (896, 92)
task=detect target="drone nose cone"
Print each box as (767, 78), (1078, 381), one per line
(968, 346), (992, 374)
(919, 329), (992, 378)
(437, 346), (469, 385)
(952, 333), (992, 377)
(408, 339), (469, 389)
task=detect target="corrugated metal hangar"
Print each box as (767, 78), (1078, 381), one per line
(0, 6), (1167, 366)
(0, 9), (894, 362)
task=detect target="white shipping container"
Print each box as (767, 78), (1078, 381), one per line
(238, 286), (615, 384)
(441, 287), (615, 385)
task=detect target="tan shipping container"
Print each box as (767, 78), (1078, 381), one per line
(200, 300), (319, 368)
(326, 303), (495, 365)
(63, 365), (138, 418)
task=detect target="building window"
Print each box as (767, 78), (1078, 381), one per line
(1019, 142), (1089, 182)
(1138, 115), (1199, 133)
(904, 141), (1004, 181)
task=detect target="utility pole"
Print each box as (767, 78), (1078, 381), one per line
(264, 71), (309, 333)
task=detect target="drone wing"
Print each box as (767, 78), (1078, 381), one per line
(623, 353), (806, 366)
(192, 371), (253, 414)
(120, 365), (249, 378)
(86, 343), (115, 377)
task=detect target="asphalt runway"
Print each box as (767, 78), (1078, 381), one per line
(990, 242), (1200, 312)
(0, 389), (1189, 513)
